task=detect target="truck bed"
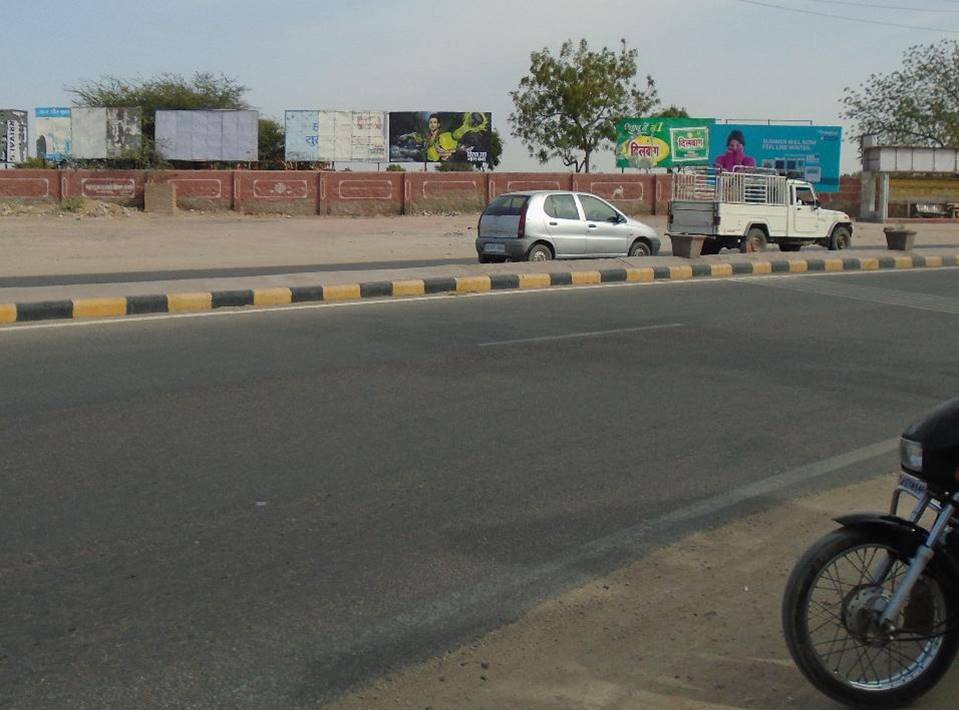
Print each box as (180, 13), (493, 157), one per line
(669, 200), (788, 237)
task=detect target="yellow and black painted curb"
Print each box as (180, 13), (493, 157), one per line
(1, 254), (956, 325)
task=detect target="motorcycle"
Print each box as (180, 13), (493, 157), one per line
(783, 399), (959, 708)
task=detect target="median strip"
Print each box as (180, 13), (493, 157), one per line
(1, 253), (957, 325)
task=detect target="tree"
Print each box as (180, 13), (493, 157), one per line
(66, 72), (250, 167)
(509, 39), (658, 173)
(257, 117), (285, 167)
(485, 129), (503, 171)
(435, 161), (475, 172)
(842, 40), (959, 147)
(654, 105), (689, 119)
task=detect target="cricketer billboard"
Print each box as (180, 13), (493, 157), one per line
(616, 118), (715, 169)
(0, 110), (28, 168)
(389, 111), (491, 163)
(285, 110), (386, 162)
(36, 107), (72, 162)
(709, 124), (843, 193)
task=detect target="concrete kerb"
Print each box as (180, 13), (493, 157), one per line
(2, 251), (958, 326)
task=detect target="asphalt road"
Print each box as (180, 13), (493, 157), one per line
(3, 268), (959, 708)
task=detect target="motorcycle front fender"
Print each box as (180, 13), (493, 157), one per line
(835, 513), (959, 587)
(835, 513), (927, 540)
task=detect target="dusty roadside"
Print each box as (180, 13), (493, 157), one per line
(1, 208), (959, 278)
(331, 475), (958, 709)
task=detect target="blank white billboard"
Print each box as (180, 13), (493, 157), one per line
(155, 110), (258, 161)
(285, 110), (386, 162)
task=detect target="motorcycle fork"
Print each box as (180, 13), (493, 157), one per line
(879, 494), (958, 628)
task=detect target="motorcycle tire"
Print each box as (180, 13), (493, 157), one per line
(783, 526), (959, 708)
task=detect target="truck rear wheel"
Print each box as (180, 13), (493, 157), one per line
(740, 227), (768, 253)
(829, 226), (851, 251)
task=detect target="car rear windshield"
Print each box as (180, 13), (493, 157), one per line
(484, 195), (528, 216)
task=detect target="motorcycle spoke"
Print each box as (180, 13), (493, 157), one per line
(807, 598), (843, 624)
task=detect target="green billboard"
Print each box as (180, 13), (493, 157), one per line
(615, 117), (715, 169)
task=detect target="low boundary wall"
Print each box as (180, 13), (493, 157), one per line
(0, 170), (865, 218)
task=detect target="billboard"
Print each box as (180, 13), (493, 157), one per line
(616, 118), (715, 169)
(389, 111), (491, 163)
(709, 124), (843, 193)
(36, 107), (72, 162)
(155, 109), (258, 161)
(71, 107), (142, 159)
(284, 110), (387, 162)
(0, 110), (28, 168)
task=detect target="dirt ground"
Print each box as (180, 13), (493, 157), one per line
(330, 474), (959, 710)
(1, 206), (958, 278)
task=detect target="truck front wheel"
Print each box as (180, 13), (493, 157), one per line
(829, 226), (851, 251)
(740, 227), (768, 253)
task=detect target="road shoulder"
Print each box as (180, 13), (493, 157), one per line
(331, 474), (958, 709)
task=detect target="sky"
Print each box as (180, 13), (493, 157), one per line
(4, 0), (959, 173)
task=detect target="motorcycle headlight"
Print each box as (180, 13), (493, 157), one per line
(900, 437), (923, 474)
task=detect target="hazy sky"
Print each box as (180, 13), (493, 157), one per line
(4, 0), (958, 172)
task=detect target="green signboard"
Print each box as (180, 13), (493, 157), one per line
(615, 117), (715, 169)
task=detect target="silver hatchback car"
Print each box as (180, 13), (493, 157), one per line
(475, 190), (660, 262)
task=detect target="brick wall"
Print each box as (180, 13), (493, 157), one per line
(147, 170), (234, 210)
(63, 170), (145, 207)
(235, 171), (318, 215)
(0, 169), (61, 201)
(819, 176), (861, 217)
(323, 172), (403, 216)
(0, 169), (724, 217)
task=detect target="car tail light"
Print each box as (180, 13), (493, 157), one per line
(713, 210), (721, 226)
(517, 201), (529, 238)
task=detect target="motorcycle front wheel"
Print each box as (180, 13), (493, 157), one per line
(783, 527), (959, 708)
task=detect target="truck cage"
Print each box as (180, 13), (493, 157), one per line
(671, 166), (789, 206)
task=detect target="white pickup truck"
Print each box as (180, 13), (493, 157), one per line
(667, 168), (854, 254)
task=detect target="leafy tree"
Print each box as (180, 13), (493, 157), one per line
(257, 117), (285, 167)
(654, 105), (689, 119)
(509, 39), (658, 173)
(65, 72), (250, 167)
(842, 40), (959, 146)
(485, 129), (503, 171)
(435, 161), (475, 172)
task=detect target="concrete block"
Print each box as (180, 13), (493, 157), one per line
(145, 183), (177, 215)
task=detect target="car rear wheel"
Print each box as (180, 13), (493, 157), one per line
(628, 240), (652, 257)
(527, 244), (553, 262)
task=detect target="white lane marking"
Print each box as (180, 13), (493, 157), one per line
(479, 323), (684, 347)
(317, 437), (900, 663)
(0, 263), (956, 334)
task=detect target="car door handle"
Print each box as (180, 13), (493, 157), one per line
(587, 223), (597, 229)
(549, 221), (558, 226)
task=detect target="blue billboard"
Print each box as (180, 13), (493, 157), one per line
(708, 124), (843, 193)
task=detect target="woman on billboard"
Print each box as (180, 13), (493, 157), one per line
(714, 129), (756, 172)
